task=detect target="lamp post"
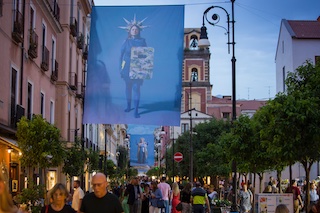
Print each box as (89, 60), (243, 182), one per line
(104, 125), (108, 175)
(189, 81), (193, 183)
(199, 0), (238, 211)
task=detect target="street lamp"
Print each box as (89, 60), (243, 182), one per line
(104, 125), (108, 175)
(199, 0), (238, 211)
(189, 71), (197, 183)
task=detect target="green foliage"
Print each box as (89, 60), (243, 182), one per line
(16, 115), (65, 169)
(87, 148), (100, 173)
(62, 139), (86, 177)
(16, 182), (45, 213)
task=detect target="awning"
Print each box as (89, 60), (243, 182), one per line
(0, 136), (19, 150)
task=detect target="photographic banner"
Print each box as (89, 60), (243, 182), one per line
(83, 5), (184, 126)
(127, 125), (164, 174)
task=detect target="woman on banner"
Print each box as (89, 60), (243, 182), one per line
(137, 137), (148, 164)
(119, 15), (150, 118)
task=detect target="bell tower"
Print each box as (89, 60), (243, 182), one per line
(183, 28), (212, 114)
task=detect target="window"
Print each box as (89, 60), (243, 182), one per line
(40, 92), (44, 117)
(189, 35), (198, 50)
(10, 68), (18, 125)
(222, 112), (230, 119)
(181, 123), (189, 134)
(29, 4), (35, 29)
(316, 56), (320, 65)
(42, 22), (47, 60)
(0, 0), (3, 17)
(51, 37), (56, 72)
(50, 100), (54, 124)
(27, 82), (33, 120)
(191, 68), (198, 82)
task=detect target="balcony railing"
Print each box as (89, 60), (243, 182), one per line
(70, 17), (78, 37)
(41, 46), (49, 71)
(69, 72), (78, 90)
(51, 60), (58, 81)
(12, 10), (24, 43)
(76, 82), (84, 98)
(28, 29), (38, 59)
(77, 33), (84, 49)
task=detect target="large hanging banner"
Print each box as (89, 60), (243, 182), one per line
(127, 125), (161, 174)
(83, 5), (184, 126)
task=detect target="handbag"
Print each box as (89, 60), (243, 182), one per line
(176, 202), (183, 211)
(157, 199), (165, 208)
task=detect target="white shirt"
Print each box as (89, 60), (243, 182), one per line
(72, 187), (84, 211)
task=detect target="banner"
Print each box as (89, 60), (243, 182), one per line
(83, 5), (184, 126)
(127, 125), (161, 174)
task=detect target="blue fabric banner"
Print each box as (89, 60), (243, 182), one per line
(127, 125), (159, 174)
(83, 5), (184, 126)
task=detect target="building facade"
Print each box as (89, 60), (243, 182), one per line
(275, 17), (320, 93)
(0, 0), (97, 193)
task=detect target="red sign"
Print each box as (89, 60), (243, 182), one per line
(174, 152), (183, 162)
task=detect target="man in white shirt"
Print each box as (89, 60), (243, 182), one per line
(157, 177), (171, 213)
(72, 180), (85, 212)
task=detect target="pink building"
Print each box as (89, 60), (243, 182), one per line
(0, 0), (92, 193)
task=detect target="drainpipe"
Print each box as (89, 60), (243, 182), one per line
(19, 0), (26, 105)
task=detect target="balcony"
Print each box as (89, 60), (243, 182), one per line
(83, 45), (88, 60)
(77, 33), (84, 49)
(76, 82), (84, 98)
(70, 17), (78, 37)
(41, 46), (49, 71)
(51, 60), (58, 81)
(12, 10), (24, 43)
(28, 29), (38, 59)
(69, 72), (78, 90)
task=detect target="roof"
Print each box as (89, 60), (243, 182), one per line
(287, 17), (320, 39)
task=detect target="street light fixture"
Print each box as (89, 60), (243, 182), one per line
(199, 0), (238, 211)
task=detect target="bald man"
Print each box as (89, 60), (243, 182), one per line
(80, 173), (123, 213)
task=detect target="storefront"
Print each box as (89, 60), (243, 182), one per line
(0, 136), (21, 195)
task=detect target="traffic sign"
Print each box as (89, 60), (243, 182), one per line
(174, 152), (183, 163)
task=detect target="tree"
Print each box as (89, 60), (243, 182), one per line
(17, 115), (65, 183)
(194, 118), (231, 180)
(62, 138), (86, 178)
(257, 61), (320, 204)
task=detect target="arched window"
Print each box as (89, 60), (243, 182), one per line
(191, 68), (198, 82)
(189, 35), (198, 50)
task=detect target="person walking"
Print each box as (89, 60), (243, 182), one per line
(141, 183), (151, 213)
(158, 177), (171, 213)
(285, 180), (304, 213)
(41, 183), (76, 213)
(191, 182), (210, 213)
(239, 183), (253, 213)
(72, 180), (85, 212)
(126, 177), (142, 213)
(80, 173), (123, 213)
(150, 181), (163, 213)
(180, 183), (192, 213)
(310, 182), (319, 204)
(171, 182), (181, 213)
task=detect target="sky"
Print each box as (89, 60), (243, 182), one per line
(93, 0), (320, 100)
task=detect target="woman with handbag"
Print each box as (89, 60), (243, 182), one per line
(150, 181), (163, 213)
(41, 183), (76, 213)
(171, 182), (181, 213)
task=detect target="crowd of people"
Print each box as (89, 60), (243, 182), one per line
(5, 172), (320, 213)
